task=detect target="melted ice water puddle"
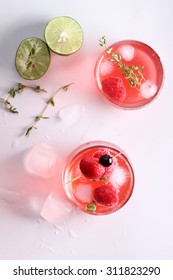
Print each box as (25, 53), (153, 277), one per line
(0, 187), (25, 204)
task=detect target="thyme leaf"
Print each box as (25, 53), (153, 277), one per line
(25, 126), (34, 137)
(47, 97), (55, 106)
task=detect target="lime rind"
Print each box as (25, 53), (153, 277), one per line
(15, 37), (50, 80)
(45, 16), (84, 55)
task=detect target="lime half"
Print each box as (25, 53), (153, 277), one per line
(15, 37), (50, 80)
(44, 16), (84, 55)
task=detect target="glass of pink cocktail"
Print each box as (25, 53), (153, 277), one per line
(95, 38), (163, 109)
(63, 141), (134, 215)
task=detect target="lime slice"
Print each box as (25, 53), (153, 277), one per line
(44, 16), (84, 55)
(15, 37), (50, 80)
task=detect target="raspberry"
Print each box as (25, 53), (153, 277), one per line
(102, 77), (126, 102)
(93, 149), (112, 159)
(79, 157), (105, 179)
(93, 149), (115, 176)
(104, 164), (115, 176)
(94, 184), (117, 206)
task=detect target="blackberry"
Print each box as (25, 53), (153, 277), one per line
(99, 154), (113, 167)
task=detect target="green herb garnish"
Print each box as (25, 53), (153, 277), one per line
(86, 201), (96, 212)
(99, 36), (145, 89)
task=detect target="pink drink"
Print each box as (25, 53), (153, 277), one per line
(95, 40), (163, 109)
(63, 141), (134, 215)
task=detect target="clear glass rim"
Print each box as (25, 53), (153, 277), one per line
(62, 141), (135, 215)
(95, 39), (164, 110)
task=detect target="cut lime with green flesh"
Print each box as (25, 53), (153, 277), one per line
(45, 16), (84, 55)
(15, 38), (50, 80)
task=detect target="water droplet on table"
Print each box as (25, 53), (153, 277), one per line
(68, 228), (78, 239)
(54, 224), (63, 230)
(70, 249), (76, 255)
(11, 139), (20, 150)
(54, 225), (63, 235)
(40, 243), (54, 253)
(114, 242), (119, 248)
(45, 134), (50, 141)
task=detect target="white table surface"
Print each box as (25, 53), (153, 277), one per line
(0, 0), (172, 260)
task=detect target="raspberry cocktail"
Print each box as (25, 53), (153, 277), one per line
(63, 141), (134, 215)
(95, 37), (163, 109)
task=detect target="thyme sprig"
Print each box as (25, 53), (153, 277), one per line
(8, 83), (46, 98)
(25, 83), (74, 136)
(1, 83), (47, 114)
(99, 36), (145, 89)
(0, 97), (18, 113)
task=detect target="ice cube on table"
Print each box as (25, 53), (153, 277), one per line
(40, 193), (73, 223)
(118, 45), (135, 61)
(58, 104), (85, 126)
(140, 80), (157, 99)
(99, 59), (114, 76)
(75, 184), (92, 203)
(24, 143), (57, 178)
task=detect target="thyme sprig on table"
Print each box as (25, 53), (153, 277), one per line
(8, 83), (47, 97)
(99, 36), (145, 89)
(25, 83), (74, 137)
(0, 83), (47, 114)
(0, 97), (18, 113)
